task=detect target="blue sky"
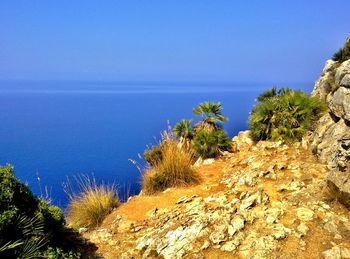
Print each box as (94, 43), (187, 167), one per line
(0, 1), (349, 83)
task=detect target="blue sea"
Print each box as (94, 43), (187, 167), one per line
(0, 81), (313, 208)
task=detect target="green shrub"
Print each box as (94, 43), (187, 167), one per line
(0, 164), (83, 258)
(193, 130), (232, 158)
(249, 87), (327, 142)
(171, 101), (231, 159)
(144, 145), (163, 166)
(44, 247), (81, 259)
(142, 139), (198, 194)
(332, 39), (350, 62)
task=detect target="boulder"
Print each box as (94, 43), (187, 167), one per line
(312, 59), (339, 101)
(328, 87), (350, 121)
(327, 171), (350, 208)
(335, 59), (350, 87)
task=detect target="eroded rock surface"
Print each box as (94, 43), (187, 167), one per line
(311, 37), (350, 208)
(85, 132), (350, 258)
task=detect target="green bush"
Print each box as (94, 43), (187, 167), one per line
(0, 164), (83, 258)
(44, 247), (81, 259)
(144, 145), (163, 166)
(249, 87), (327, 142)
(170, 101), (232, 159)
(332, 39), (350, 62)
(193, 130), (232, 158)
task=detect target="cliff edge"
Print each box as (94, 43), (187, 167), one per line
(311, 37), (350, 208)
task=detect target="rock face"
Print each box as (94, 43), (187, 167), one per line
(311, 37), (350, 208)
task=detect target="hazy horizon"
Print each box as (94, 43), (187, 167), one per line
(1, 1), (349, 85)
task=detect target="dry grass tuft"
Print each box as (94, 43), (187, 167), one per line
(142, 138), (199, 194)
(65, 175), (119, 229)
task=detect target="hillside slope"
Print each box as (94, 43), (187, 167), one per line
(84, 132), (350, 258)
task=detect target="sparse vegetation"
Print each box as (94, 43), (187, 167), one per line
(65, 176), (119, 229)
(142, 138), (198, 194)
(249, 87), (327, 142)
(142, 101), (231, 193)
(172, 101), (232, 158)
(332, 39), (350, 62)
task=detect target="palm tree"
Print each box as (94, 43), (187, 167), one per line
(192, 101), (228, 132)
(173, 119), (194, 141)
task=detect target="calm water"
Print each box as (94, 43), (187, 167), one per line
(0, 81), (313, 208)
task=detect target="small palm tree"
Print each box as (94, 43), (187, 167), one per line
(173, 119), (194, 141)
(192, 130), (232, 158)
(193, 101), (228, 132)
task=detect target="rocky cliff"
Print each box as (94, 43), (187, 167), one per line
(311, 37), (350, 208)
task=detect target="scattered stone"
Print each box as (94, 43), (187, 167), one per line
(176, 196), (193, 204)
(209, 224), (227, 244)
(203, 158), (215, 165)
(239, 192), (247, 200)
(228, 215), (245, 236)
(215, 193), (228, 205)
(204, 196), (216, 203)
(230, 198), (240, 206)
(324, 220), (339, 235)
(299, 239), (306, 250)
(240, 194), (257, 210)
(271, 224), (292, 240)
(323, 245), (350, 259)
(296, 207), (315, 221)
(201, 240), (210, 250)
(237, 173), (257, 186)
(297, 222), (309, 236)
(334, 234), (343, 240)
(265, 208), (283, 224)
(147, 207), (158, 218)
(78, 227), (88, 234)
(220, 240), (237, 252)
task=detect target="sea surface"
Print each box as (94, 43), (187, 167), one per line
(0, 81), (314, 208)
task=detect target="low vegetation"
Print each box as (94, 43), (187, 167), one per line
(193, 129), (232, 158)
(144, 145), (163, 166)
(249, 87), (327, 142)
(175, 101), (232, 158)
(65, 176), (119, 229)
(142, 101), (231, 194)
(142, 138), (198, 194)
(173, 119), (194, 141)
(0, 164), (82, 258)
(332, 39), (350, 62)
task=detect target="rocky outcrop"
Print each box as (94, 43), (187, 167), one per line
(86, 133), (350, 258)
(311, 37), (350, 208)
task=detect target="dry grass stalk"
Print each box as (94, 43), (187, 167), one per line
(65, 175), (119, 229)
(142, 139), (199, 194)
